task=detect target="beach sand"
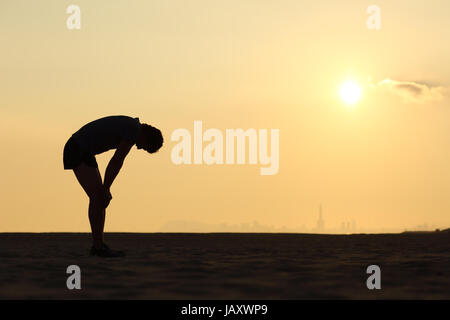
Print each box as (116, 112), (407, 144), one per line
(0, 232), (449, 299)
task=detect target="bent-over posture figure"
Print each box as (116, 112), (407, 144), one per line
(63, 115), (163, 257)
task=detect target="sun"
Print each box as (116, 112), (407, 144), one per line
(339, 80), (362, 105)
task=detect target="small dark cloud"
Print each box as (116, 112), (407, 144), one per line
(394, 83), (423, 96)
(375, 79), (447, 103)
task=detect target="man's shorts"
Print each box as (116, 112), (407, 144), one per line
(63, 136), (98, 170)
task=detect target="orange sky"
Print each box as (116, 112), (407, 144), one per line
(1, 1), (450, 232)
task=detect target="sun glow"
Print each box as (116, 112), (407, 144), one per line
(339, 80), (362, 105)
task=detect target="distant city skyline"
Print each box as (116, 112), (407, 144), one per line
(159, 218), (445, 234)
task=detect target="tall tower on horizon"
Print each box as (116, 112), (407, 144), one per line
(316, 203), (324, 232)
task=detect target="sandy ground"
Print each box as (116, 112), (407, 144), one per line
(0, 232), (449, 299)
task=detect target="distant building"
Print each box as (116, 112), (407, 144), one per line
(316, 204), (324, 232)
(340, 220), (356, 233)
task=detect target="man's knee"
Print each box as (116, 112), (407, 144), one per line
(88, 187), (106, 206)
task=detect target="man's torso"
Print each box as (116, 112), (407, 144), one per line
(72, 115), (141, 155)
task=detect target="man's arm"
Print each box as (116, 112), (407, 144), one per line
(103, 139), (134, 191)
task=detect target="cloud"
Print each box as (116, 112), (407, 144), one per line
(374, 78), (447, 103)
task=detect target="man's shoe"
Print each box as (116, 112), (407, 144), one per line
(90, 244), (125, 258)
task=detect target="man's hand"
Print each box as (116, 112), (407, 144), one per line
(104, 187), (112, 209)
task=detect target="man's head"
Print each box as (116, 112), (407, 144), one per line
(136, 124), (163, 153)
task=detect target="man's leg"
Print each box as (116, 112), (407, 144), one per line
(73, 162), (106, 249)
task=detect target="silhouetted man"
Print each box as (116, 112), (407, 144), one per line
(63, 115), (163, 257)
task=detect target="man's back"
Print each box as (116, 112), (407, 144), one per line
(72, 115), (141, 155)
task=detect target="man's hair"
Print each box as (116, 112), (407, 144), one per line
(141, 124), (163, 153)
